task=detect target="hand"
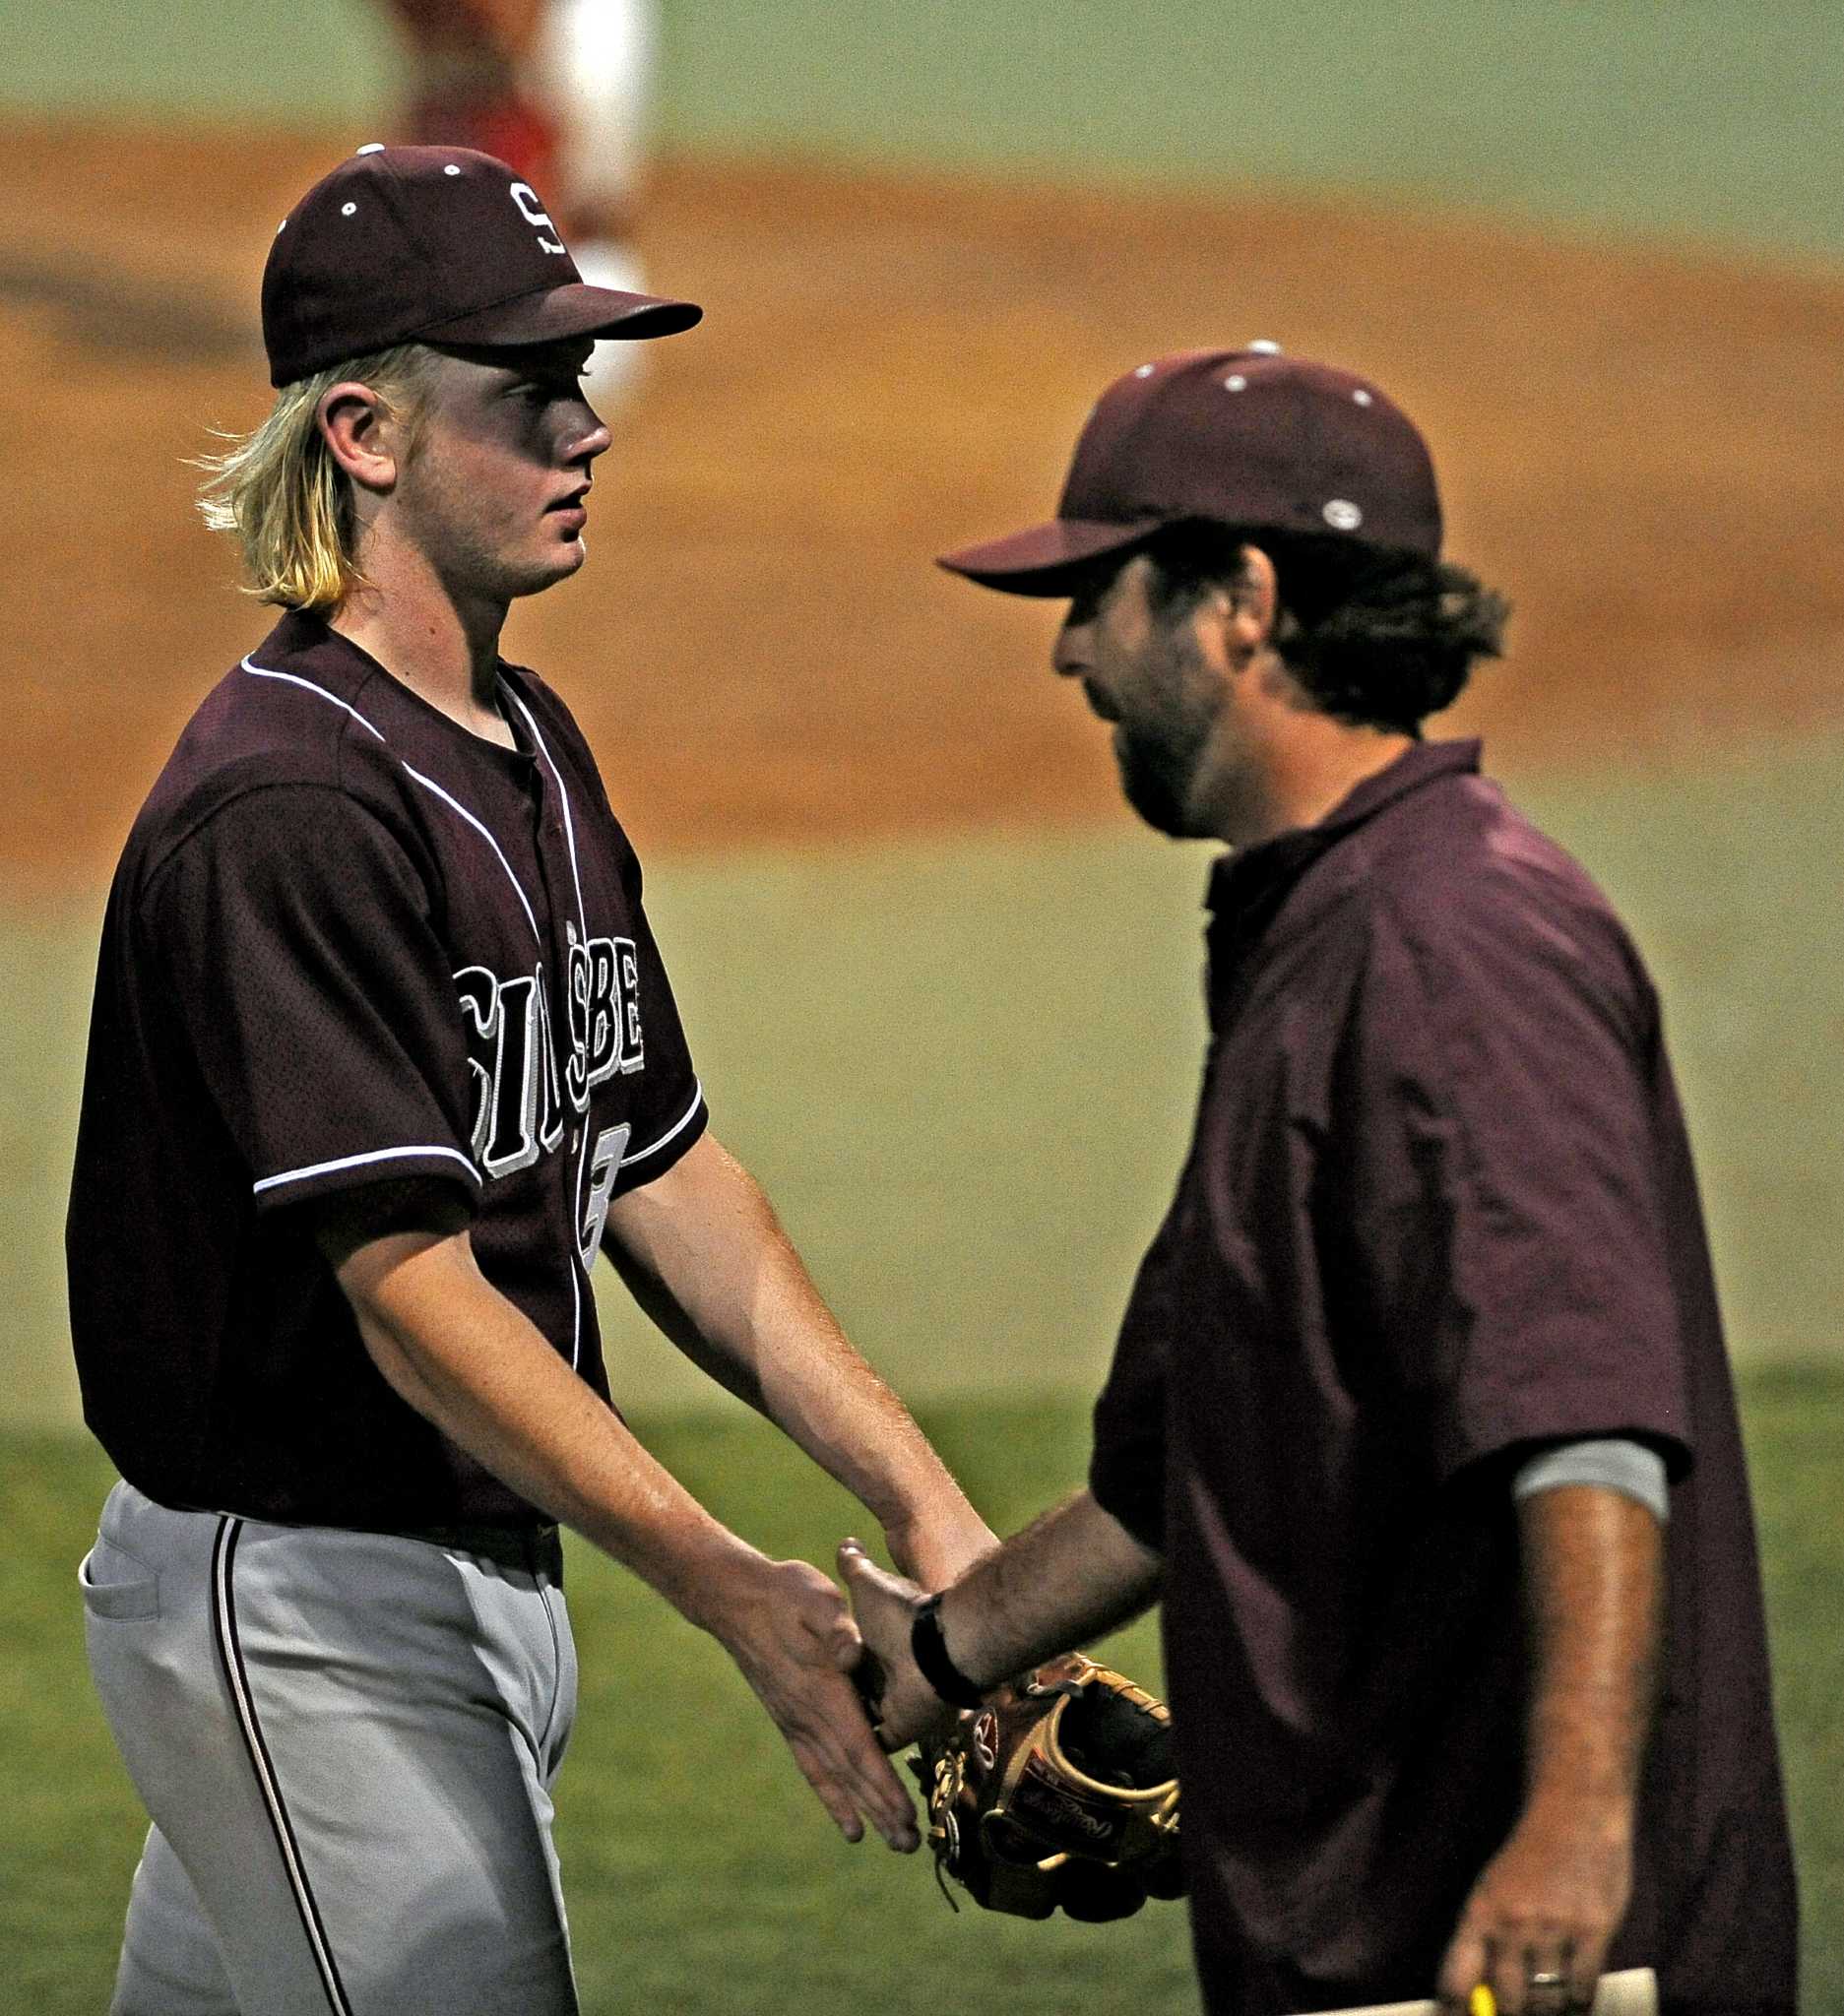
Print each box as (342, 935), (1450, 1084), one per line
(1436, 1796), (1634, 2016)
(712, 1551), (921, 1853)
(837, 1539), (962, 1750)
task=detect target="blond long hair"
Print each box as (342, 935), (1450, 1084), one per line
(196, 345), (435, 610)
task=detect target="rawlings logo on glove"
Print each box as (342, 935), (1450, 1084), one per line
(911, 1652), (1183, 1921)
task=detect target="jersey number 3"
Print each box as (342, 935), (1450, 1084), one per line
(577, 1124), (628, 1273)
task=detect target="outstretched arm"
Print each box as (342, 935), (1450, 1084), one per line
(841, 1487), (1163, 1747)
(328, 1217), (920, 1854)
(1436, 1483), (1664, 2016)
(602, 1130), (996, 1590)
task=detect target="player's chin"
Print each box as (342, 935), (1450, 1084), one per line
(514, 537), (590, 596)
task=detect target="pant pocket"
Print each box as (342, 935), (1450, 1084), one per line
(80, 1534), (161, 1620)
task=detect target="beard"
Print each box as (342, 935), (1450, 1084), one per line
(1113, 711), (1214, 838)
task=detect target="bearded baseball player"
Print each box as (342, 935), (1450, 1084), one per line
(842, 346), (1798, 2016)
(67, 145), (992, 2015)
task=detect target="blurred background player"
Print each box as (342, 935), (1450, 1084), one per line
(381, 0), (656, 409)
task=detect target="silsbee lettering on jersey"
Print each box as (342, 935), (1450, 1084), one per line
(459, 921), (645, 1211)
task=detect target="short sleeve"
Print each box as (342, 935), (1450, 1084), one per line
(1339, 893), (1693, 1482)
(145, 785), (483, 1213)
(1089, 1226), (1179, 1549)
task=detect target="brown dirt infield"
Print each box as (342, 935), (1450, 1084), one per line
(4, 120), (1842, 890)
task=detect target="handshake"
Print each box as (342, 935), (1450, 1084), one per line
(834, 1540), (1182, 1922)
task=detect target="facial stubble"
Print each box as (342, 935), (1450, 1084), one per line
(1112, 627), (1223, 841)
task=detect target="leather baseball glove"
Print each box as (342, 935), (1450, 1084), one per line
(911, 1652), (1183, 1921)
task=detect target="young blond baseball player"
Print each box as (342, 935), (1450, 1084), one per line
(70, 145), (990, 2014)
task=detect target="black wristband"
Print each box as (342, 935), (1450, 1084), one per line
(911, 1593), (986, 1709)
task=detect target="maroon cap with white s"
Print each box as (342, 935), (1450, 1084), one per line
(939, 344), (1442, 595)
(262, 143), (703, 387)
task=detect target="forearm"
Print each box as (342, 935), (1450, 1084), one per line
(937, 1488), (1163, 1687)
(841, 1487), (1163, 1746)
(338, 1227), (757, 1628)
(604, 1133), (994, 1584)
(1436, 1481), (1664, 2012)
(1517, 1481), (1663, 1820)
(331, 1216), (923, 1853)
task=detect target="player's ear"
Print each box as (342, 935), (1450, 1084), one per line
(1226, 545), (1279, 652)
(1190, 545), (1276, 676)
(316, 382), (400, 496)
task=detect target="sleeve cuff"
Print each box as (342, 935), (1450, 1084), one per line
(1511, 1435), (1671, 1523)
(609, 1082), (709, 1195)
(252, 1143), (482, 1210)
(1089, 1451), (1166, 1552)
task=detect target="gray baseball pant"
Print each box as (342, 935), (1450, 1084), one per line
(82, 1480), (581, 2016)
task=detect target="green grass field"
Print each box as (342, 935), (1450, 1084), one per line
(5, 1374), (1839, 2013)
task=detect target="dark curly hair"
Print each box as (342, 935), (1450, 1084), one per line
(1142, 520), (1510, 734)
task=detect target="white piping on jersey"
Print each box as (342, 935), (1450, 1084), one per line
(239, 661), (699, 1325)
(567, 1248), (582, 1373)
(253, 1143), (481, 1197)
(241, 660), (387, 741)
(505, 692), (588, 938)
(400, 765), (541, 942)
(240, 659), (542, 945)
(621, 1081), (705, 1170)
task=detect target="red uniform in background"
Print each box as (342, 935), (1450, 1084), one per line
(380, 0), (657, 404)
(384, 0), (562, 206)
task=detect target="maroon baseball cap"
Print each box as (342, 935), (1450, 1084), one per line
(938, 344), (1442, 595)
(261, 144), (702, 387)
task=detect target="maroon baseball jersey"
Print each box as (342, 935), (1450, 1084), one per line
(68, 609), (708, 1530)
(1089, 740), (1797, 2014)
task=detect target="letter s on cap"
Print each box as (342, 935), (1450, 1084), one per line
(509, 182), (566, 256)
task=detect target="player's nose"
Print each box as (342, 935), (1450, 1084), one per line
(1051, 618), (1092, 679)
(568, 408), (614, 464)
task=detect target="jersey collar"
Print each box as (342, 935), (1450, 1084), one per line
(1203, 736), (1484, 950)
